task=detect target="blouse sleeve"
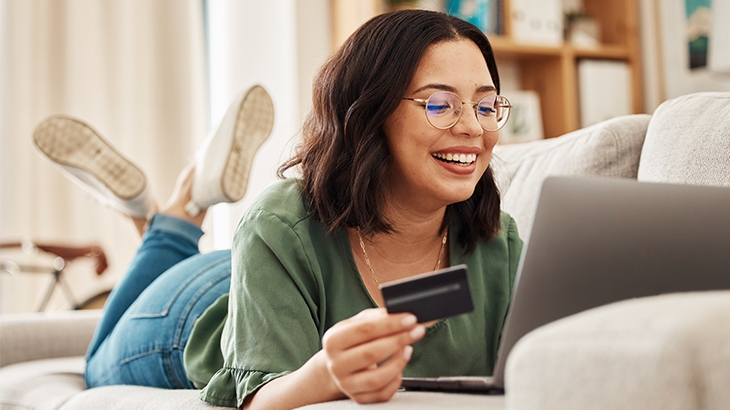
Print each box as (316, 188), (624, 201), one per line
(199, 209), (323, 408)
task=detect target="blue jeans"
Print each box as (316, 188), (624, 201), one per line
(84, 214), (231, 389)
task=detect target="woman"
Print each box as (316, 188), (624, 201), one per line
(34, 9), (520, 410)
(198, 9), (521, 409)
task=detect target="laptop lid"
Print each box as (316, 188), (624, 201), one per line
(490, 176), (730, 390)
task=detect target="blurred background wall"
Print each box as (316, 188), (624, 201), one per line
(0, 0), (330, 314)
(1, 0), (728, 314)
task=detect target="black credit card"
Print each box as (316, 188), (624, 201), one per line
(379, 264), (473, 323)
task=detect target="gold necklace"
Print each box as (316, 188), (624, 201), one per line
(356, 228), (448, 286)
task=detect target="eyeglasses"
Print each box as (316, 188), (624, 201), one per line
(403, 92), (511, 132)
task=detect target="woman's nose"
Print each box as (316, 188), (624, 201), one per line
(451, 104), (484, 137)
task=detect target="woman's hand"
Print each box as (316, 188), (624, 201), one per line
(243, 308), (424, 410)
(321, 308), (425, 404)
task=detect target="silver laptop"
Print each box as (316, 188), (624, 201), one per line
(402, 176), (730, 393)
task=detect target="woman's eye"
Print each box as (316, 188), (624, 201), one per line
(427, 103), (451, 115)
(477, 105), (496, 116)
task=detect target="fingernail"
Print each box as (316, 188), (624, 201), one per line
(403, 345), (413, 360)
(410, 325), (425, 340)
(401, 315), (417, 327)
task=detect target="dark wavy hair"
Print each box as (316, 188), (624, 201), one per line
(278, 9), (502, 253)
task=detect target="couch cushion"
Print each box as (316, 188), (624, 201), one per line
(492, 114), (650, 241)
(638, 92), (730, 187)
(0, 357), (86, 410)
(60, 387), (504, 410)
(298, 391), (505, 409)
(504, 291), (730, 410)
(59, 386), (230, 410)
(0, 310), (101, 368)
(0, 359), (504, 410)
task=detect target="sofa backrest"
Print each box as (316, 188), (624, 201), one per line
(638, 92), (730, 187)
(493, 114), (651, 242)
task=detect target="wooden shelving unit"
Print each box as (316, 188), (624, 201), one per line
(329, 0), (643, 139)
(491, 0), (643, 138)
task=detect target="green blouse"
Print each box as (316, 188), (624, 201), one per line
(185, 178), (523, 408)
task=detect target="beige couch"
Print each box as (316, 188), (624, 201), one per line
(1, 92), (728, 409)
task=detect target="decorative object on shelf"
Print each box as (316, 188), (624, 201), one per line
(565, 10), (600, 48)
(510, 0), (563, 45)
(498, 90), (543, 144)
(445, 0), (499, 34)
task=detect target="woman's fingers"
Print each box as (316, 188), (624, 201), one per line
(330, 324), (424, 375)
(321, 309), (425, 403)
(349, 373), (403, 404)
(322, 308), (421, 379)
(323, 308), (418, 353)
(339, 346), (413, 403)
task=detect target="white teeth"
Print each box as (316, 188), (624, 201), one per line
(432, 153), (477, 165)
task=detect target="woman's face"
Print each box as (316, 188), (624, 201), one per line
(383, 39), (499, 211)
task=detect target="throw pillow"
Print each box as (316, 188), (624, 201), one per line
(638, 92), (730, 187)
(493, 114), (651, 241)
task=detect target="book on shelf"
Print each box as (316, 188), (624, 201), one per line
(445, 0), (501, 34)
(578, 60), (632, 128)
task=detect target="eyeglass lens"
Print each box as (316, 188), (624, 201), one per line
(424, 92), (510, 131)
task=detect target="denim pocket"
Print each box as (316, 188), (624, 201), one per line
(127, 251), (231, 319)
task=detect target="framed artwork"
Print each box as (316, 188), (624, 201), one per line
(498, 90), (544, 144)
(685, 0), (711, 69)
(656, 0), (730, 100)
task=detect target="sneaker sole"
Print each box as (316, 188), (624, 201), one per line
(221, 85), (275, 202)
(33, 117), (146, 200)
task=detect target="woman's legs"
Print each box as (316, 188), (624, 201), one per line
(85, 213), (205, 359)
(85, 245), (231, 388)
(84, 163), (229, 388)
(33, 86), (274, 389)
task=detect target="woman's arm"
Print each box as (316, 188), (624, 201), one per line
(243, 309), (425, 409)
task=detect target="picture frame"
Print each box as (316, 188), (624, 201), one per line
(498, 90), (544, 144)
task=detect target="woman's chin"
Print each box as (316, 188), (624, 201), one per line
(443, 188), (478, 206)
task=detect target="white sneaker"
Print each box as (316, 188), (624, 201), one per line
(33, 116), (155, 218)
(185, 85), (274, 216)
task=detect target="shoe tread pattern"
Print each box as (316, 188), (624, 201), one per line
(33, 117), (146, 199)
(222, 85), (275, 201)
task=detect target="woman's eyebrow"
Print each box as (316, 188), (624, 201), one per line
(412, 84), (456, 94)
(476, 85), (497, 93)
(410, 84), (497, 94)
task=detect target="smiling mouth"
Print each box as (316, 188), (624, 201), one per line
(432, 153), (477, 166)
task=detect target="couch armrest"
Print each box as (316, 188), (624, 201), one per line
(0, 309), (101, 367)
(505, 291), (730, 410)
